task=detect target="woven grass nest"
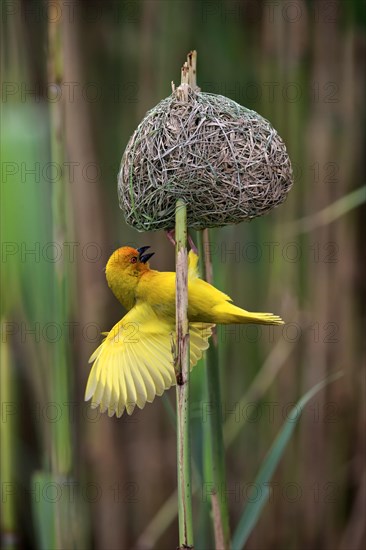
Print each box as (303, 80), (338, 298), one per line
(118, 87), (293, 231)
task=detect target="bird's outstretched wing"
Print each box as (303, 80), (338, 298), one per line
(85, 302), (213, 417)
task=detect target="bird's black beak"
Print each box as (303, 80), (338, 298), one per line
(140, 252), (155, 263)
(137, 246), (155, 263)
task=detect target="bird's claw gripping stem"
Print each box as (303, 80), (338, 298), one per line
(166, 229), (198, 255)
(166, 229), (176, 246)
(188, 234), (198, 255)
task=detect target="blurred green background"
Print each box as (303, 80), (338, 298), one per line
(1, 1), (365, 549)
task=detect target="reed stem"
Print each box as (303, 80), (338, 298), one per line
(0, 337), (17, 549)
(38, 5), (75, 549)
(198, 229), (231, 549)
(175, 199), (194, 548)
(47, 0), (72, 479)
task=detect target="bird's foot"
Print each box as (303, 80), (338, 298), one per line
(166, 229), (176, 246)
(188, 234), (198, 255)
(166, 229), (198, 255)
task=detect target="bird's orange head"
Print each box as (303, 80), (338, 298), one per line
(105, 246), (155, 310)
(107, 246), (155, 274)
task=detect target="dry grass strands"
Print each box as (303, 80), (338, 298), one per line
(118, 87), (293, 231)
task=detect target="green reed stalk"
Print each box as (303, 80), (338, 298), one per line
(175, 199), (194, 548)
(33, 6), (75, 549)
(0, 337), (17, 549)
(198, 229), (231, 549)
(48, 1), (72, 478)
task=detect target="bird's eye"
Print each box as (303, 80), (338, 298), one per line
(130, 257), (137, 264)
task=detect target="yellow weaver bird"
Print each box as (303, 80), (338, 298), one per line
(85, 246), (284, 417)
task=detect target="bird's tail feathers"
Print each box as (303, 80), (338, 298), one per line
(213, 302), (284, 326)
